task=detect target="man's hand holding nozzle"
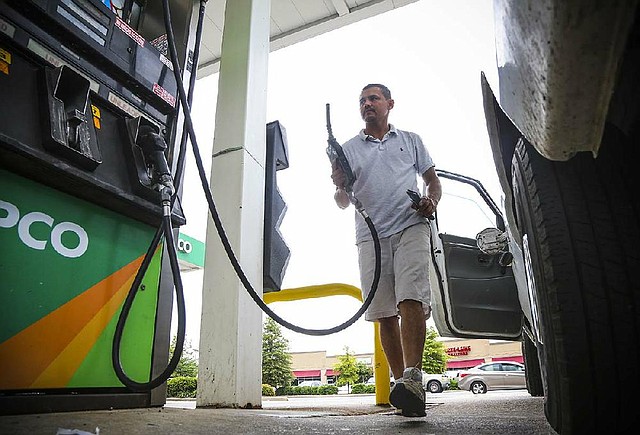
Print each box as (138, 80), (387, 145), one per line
(331, 160), (346, 190)
(331, 161), (350, 209)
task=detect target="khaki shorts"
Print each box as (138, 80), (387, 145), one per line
(358, 222), (431, 321)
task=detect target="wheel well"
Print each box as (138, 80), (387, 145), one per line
(480, 72), (523, 195)
(605, 5), (640, 139)
(480, 73), (525, 234)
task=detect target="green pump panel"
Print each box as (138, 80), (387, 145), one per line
(0, 170), (161, 390)
(0, 0), (195, 414)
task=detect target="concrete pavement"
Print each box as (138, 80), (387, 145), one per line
(0, 390), (556, 434)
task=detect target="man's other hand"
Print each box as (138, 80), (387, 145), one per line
(412, 196), (437, 218)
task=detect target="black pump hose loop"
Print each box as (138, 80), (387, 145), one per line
(111, 0), (207, 391)
(160, 0), (382, 335)
(113, 215), (186, 390)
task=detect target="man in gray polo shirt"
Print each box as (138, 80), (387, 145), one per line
(331, 83), (441, 417)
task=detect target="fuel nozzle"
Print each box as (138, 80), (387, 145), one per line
(325, 103), (356, 193)
(136, 125), (174, 208)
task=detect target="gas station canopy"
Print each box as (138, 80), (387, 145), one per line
(197, 0), (419, 77)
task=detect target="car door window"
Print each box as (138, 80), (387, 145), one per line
(501, 363), (526, 388)
(481, 364), (502, 372)
(436, 178), (498, 239)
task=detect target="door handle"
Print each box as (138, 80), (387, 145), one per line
(477, 255), (492, 264)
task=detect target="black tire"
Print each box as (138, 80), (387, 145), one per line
(511, 129), (640, 434)
(426, 380), (442, 394)
(470, 381), (486, 395)
(522, 331), (543, 397)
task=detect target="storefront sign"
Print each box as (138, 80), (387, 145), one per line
(447, 345), (471, 356)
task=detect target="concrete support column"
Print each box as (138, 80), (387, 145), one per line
(196, 0), (270, 408)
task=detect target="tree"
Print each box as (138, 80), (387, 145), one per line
(169, 336), (198, 378)
(355, 361), (373, 384)
(334, 347), (360, 392)
(262, 318), (293, 388)
(422, 326), (448, 373)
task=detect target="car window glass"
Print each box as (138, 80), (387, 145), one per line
(481, 364), (501, 372)
(434, 178), (497, 239)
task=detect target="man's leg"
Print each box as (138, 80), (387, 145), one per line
(378, 316), (404, 380)
(390, 300), (427, 417)
(379, 315), (407, 415)
(398, 300), (427, 369)
(383, 303), (427, 417)
(389, 223), (431, 417)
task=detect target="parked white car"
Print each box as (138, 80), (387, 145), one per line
(376, 373), (449, 393)
(297, 380), (321, 387)
(422, 372), (450, 393)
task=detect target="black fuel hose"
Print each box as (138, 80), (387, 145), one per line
(112, 208), (186, 390)
(113, 0), (382, 392)
(160, 0), (381, 335)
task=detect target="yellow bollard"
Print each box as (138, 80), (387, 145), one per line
(373, 322), (391, 405)
(263, 284), (390, 405)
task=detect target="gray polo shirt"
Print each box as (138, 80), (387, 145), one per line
(342, 124), (435, 243)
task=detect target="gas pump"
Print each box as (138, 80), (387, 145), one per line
(0, 0), (195, 414)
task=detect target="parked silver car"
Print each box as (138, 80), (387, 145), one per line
(457, 362), (526, 394)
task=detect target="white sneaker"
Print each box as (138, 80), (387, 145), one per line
(389, 368), (425, 417)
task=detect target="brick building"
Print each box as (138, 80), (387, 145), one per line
(289, 339), (523, 383)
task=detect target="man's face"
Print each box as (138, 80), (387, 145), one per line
(359, 87), (394, 123)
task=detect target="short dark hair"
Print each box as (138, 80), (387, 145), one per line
(362, 83), (391, 100)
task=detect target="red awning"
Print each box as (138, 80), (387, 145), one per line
(293, 370), (321, 378)
(446, 358), (485, 369)
(492, 356), (524, 363)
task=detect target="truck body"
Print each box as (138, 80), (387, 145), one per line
(432, 1), (640, 433)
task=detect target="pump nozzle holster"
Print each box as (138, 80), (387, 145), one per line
(136, 126), (175, 203)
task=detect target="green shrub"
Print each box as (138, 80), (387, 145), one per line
(274, 385), (338, 396)
(167, 376), (197, 398)
(295, 386), (318, 395)
(276, 386), (299, 396)
(262, 384), (276, 396)
(351, 383), (375, 394)
(449, 378), (459, 390)
(317, 384), (338, 395)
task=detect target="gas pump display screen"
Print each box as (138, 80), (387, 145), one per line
(0, 0), (184, 226)
(58, 0), (110, 46)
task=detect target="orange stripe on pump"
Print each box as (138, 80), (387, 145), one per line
(31, 276), (135, 388)
(0, 256), (144, 390)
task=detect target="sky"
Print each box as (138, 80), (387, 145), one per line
(175, 0), (500, 356)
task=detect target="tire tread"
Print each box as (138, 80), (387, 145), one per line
(513, 128), (640, 433)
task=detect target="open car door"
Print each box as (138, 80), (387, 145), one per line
(429, 170), (522, 341)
